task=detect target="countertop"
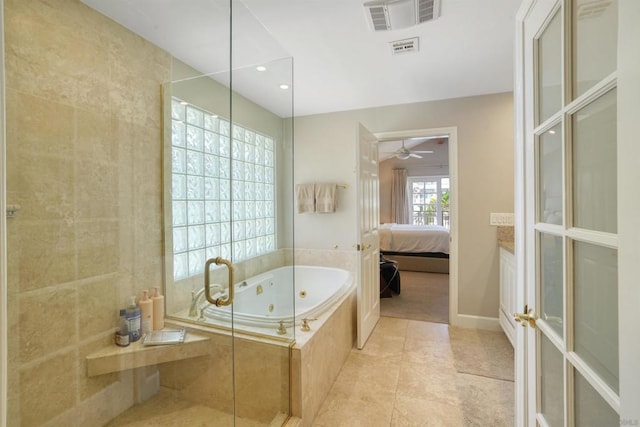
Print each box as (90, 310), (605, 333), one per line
(497, 226), (515, 254)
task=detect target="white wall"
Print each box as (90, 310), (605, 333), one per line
(294, 92), (514, 319)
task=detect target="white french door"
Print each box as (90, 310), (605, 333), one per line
(356, 124), (380, 349)
(516, 0), (640, 425)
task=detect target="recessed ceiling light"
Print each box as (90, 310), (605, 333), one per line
(256, 65), (267, 72)
(279, 84), (289, 90)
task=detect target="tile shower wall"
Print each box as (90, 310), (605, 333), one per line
(4, 0), (171, 425)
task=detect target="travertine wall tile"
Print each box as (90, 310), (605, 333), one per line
(19, 286), (77, 363)
(76, 220), (120, 280)
(78, 335), (120, 401)
(234, 338), (290, 422)
(5, 0), (171, 424)
(19, 350), (78, 426)
(78, 278), (118, 340)
(75, 159), (119, 220)
(158, 331), (234, 414)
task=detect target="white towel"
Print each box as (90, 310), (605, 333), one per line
(315, 183), (337, 213)
(296, 184), (315, 213)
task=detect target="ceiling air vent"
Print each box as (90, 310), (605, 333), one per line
(364, 0), (440, 31)
(389, 37), (419, 55)
(368, 6), (389, 31)
(417, 0), (440, 23)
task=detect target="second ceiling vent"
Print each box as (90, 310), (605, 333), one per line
(364, 0), (440, 31)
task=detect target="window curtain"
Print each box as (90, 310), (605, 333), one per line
(391, 168), (410, 224)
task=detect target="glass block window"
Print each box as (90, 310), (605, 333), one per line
(171, 98), (276, 281)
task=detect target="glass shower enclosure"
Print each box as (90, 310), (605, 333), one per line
(3, 0), (295, 425)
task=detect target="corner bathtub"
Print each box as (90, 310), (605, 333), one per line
(203, 265), (353, 328)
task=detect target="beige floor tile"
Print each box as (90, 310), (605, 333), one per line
(312, 389), (395, 427)
(455, 373), (514, 427)
(373, 316), (410, 335)
(391, 395), (464, 427)
(106, 389), (235, 426)
(448, 327), (514, 382)
(358, 332), (407, 357)
(395, 362), (460, 407)
(331, 352), (402, 396)
(405, 320), (450, 344)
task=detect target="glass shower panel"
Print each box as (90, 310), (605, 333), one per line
(230, 2), (295, 424)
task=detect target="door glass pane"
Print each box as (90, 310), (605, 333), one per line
(538, 9), (563, 124)
(539, 233), (563, 337)
(575, 369), (619, 425)
(538, 124), (563, 225)
(540, 334), (564, 427)
(572, 89), (617, 233)
(574, 241), (619, 392)
(572, 0), (618, 98)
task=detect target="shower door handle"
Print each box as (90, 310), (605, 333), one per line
(204, 257), (235, 307)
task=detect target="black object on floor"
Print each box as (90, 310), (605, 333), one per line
(380, 256), (401, 297)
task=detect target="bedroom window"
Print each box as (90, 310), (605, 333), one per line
(408, 176), (450, 228)
(170, 97), (276, 281)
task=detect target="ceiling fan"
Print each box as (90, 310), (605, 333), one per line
(392, 140), (434, 160)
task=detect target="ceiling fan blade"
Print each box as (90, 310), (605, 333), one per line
(409, 153), (423, 158)
(413, 150), (434, 154)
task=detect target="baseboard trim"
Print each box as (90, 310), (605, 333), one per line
(451, 314), (502, 331)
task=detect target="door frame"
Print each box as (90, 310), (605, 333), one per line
(514, 1), (535, 425)
(374, 126), (458, 325)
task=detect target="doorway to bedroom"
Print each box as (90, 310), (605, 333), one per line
(377, 130), (454, 325)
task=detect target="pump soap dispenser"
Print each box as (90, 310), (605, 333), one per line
(126, 296), (141, 342)
(151, 287), (165, 330)
(138, 290), (153, 335)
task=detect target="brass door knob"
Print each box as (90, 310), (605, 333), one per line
(514, 305), (536, 328)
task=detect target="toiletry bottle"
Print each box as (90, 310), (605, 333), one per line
(115, 309), (130, 347)
(151, 287), (165, 330)
(138, 290), (153, 335)
(126, 296), (141, 342)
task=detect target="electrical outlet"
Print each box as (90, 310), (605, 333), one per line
(490, 213), (514, 226)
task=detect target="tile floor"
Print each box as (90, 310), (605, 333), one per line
(312, 317), (514, 427)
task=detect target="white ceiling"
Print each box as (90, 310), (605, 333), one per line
(82, 0), (522, 118)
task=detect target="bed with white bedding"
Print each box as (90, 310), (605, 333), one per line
(379, 223), (449, 254)
(379, 223), (450, 273)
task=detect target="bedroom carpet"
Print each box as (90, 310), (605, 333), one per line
(380, 271), (449, 324)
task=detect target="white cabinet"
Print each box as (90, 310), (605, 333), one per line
(499, 247), (516, 347)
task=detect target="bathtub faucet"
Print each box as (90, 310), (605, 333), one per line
(189, 285), (225, 317)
